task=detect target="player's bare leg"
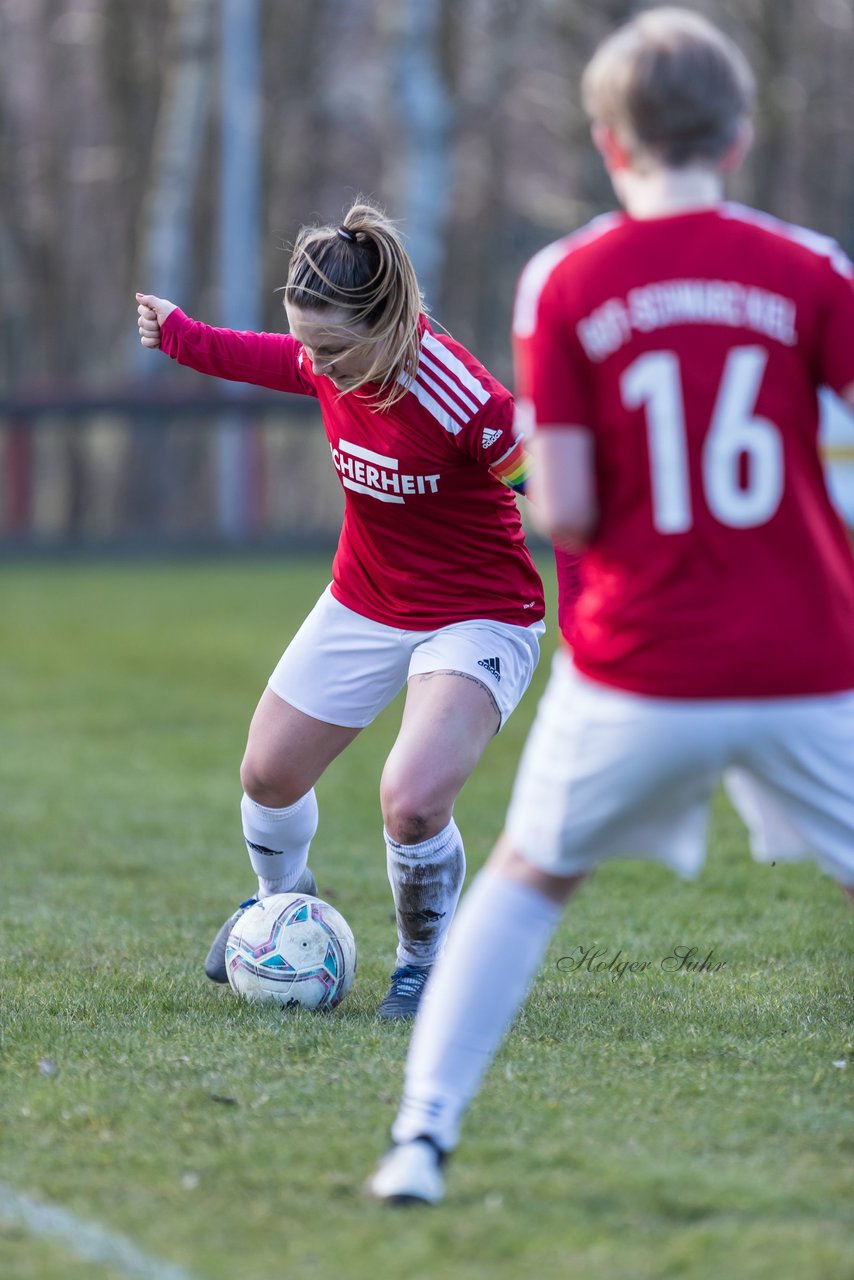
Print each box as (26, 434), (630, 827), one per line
(239, 687), (361, 895)
(367, 833), (585, 1200)
(204, 688), (361, 983)
(241, 686), (361, 807)
(376, 671), (500, 1017)
(487, 830), (587, 904)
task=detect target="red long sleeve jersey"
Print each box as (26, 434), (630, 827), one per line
(514, 203), (854, 697)
(161, 310), (544, 630)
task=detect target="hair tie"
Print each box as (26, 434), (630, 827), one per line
(337, 226), (357, 243)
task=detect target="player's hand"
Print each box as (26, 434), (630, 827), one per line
(135, 292), (176, 349)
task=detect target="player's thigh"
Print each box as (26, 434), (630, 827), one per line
(506, 653), (727, 878)
(380, 616), (544, 822)
(241, 686), (361, 801)
(267, 585), (412, 727)
(726, 691), (854, 887)
(380, 671), (500, 831)
(406, 616), (545, 730)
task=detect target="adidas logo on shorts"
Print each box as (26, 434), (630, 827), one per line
(477, 656), (501, 682)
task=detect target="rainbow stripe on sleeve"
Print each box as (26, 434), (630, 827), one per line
(490, 438), (529, 494)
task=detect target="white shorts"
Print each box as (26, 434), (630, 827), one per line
(506, 650), (854, 887)
(268, 585), (545, 730)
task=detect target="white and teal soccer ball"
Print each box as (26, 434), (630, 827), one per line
(225, 892), (356, 1010)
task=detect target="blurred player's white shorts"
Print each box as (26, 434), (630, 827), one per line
(268, 584), (545, 731)
(506, 649), (854, 887)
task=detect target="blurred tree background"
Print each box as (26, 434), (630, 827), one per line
(1, 0), (853, 544)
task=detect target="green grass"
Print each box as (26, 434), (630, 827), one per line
(0, 558), (851, 1280)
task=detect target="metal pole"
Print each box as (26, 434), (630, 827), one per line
(216, 0), (262, 540)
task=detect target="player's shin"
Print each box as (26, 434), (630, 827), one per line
(392, 868), (562, 1152)
(385, 819), (466, 965)
(241, 789), (319, 896)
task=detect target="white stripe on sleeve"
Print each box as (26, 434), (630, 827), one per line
(421, 333), (491, 406)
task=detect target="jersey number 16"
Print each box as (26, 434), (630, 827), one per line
(621, 345), (783, 534)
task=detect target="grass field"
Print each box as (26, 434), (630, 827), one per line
(1, 558), (851, 1280)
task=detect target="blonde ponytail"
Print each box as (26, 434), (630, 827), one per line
(284, 199), (424, 409)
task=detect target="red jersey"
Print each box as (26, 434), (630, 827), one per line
(161, 310), (544, 630)
(514, 203), (854, 697)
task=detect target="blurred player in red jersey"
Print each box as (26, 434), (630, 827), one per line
(136, 200), (549, 1019)
(369, 6), (854, 1203)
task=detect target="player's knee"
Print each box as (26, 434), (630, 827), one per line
(240, 751), (304, 809)
(381, 780), (450, 845)
(385, 810), (434, 844)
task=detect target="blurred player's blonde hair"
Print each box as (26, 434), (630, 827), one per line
(581, 6), (756, 168)
(284, 198), (424, 408)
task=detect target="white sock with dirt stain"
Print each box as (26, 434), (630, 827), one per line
(385, 819), (466, 966)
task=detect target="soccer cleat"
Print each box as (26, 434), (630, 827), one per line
(376, 963), (432, 1020)
(203, 867), (318, 983)
(365, 1137), (446, 1205)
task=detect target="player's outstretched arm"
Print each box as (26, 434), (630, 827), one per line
(135, 292), (177, 350)
(134, 296), (314, 395)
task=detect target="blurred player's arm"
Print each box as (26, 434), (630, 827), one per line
(835, 380), (854, 546)
(527, 426), (597, 551)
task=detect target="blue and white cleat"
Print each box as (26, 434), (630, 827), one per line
(376, 963), (432, 1019)
(203, 867), (317, 983)
(365, 1137), (446, 1205)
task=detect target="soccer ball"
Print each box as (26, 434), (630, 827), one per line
(225, 892), (357, 1010)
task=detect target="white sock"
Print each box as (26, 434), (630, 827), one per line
(391, 869), (562, 1152)
(241, 789), (318, 897)
(385, 819), (466, 966)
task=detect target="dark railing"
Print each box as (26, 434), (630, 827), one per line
(2, 386), (852, 554)
(0, 388), (343, 554)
